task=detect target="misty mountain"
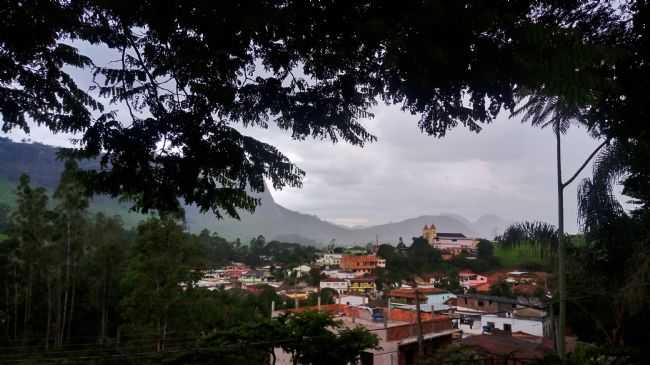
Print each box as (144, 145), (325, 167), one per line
(0, 137), (508, 245)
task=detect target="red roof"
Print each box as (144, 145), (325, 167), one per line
(387, 287), (447, 299)
(462, 334), (553, 359)
(349, 276), (376, 282)
(474, 283), (491, 293)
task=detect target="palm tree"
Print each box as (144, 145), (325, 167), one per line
(512, 88), (609, 358)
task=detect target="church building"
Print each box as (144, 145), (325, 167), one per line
(422, 224), (478, 255)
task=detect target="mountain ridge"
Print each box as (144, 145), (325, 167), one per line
(0, 137), (509, 245)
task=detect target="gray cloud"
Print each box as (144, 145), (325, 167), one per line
(1, 43), (606, 233)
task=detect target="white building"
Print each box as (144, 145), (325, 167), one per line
(455, 306), (550, 338)
(317, 253), (343, 267)
(319, 278), (349, 294)
(289, 264), (312, 278)
(321, 270), (356, 280)
(338, 295), (368, 306)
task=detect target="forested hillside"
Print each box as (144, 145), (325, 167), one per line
(0, 138), (506, 244)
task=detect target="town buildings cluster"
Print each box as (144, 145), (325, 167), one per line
(192, 226), (558, 364)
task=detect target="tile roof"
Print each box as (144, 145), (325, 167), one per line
(436, 233), (467, 238)
(462, 334), (553, 359)
(388, 287), (447, 299)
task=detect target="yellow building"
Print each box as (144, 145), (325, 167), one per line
(422, 224), (438, 244)
(349, 277), (376, 293)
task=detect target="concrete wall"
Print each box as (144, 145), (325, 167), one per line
(480, 314), (545, 337)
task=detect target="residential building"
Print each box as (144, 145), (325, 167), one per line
(239, 269), (267, 285)
(273, 304), (460, 365)
(458, 270), (488, 289)
(387, 287), (456, 313)
(422, 224), (478, 255)
(452, 294), (551, 337)
(319, 278), (349, 294)
(338, 294), (368, 306)
(316, 253), (343, 267)
(340, 254), (386, 276)
(349, 276), (376, 294)
(322, 269), (357, 280)
(289, 264), (312, 278)
(223, 264), (250, 280)
(455, 294), (523, 314)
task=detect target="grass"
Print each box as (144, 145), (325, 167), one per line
(494, 243), (547, 269)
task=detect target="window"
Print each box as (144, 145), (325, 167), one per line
(504, 324), (512, 333)
(478, 300), (484, 306)
(464, 298), (468, 304)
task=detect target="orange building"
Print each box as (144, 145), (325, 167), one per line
(340, 254), (386, 276)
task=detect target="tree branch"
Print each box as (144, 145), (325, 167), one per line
(562, 139), (609, 189)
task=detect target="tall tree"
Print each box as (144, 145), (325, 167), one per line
(52, 161), (89, 345)
(84, 213), (129, 344)
(121, 216), (202, 351)
(8, 174), (51, 341)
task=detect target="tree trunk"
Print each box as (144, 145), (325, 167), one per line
(4, 282), (9, 339)
(67, 273), (76, 341)
(100, 279), (107, 344)
(23, 266), (32, 339)
(54, 272), (62, 347)
(13, 264), (18, 340)
(46, 278), (51, 351)
(556, 129), (566, 360)
(161, 317), (168, 352)
(59, 219), (72, 346)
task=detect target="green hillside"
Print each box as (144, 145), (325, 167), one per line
(0, 176), (15, 206)
(0, 175), (145, 228)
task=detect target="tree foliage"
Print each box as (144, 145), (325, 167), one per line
(1, 0), (633, 218)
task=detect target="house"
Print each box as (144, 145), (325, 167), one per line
(455, 294), (524, 314)
(458, 270), (488, 289)
(387, 287), (456, 313)
(477, 307), (550, 337)
(273, 304), (460, 365)
(281, 286), (318, 301)
(452, 294), (551, 337)
(316, 253), (343, 267)
(289, 264), (312, 278)
(239, 269), (267, 285)
(338, 294), (368, 306)
(223, 263), (250, 280)
(319, 278), (349, 294)
(321, 269), (357, 280)
(349, 276), (376, 294)
(422, 224), (478, 255)
(340, 255), (386, 276)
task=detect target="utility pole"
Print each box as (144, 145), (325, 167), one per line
(414, 289), (424, 357)
(556, 129), (566, 360)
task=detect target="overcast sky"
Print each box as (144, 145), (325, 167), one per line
(1, 42), (607, 233)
